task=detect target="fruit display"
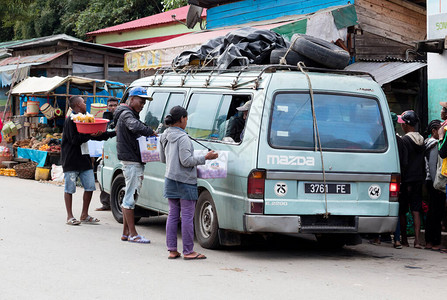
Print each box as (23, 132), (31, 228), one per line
(0, 168), (17, 177)
(13, 133), (62, 153)
(72, 113), (95, 123)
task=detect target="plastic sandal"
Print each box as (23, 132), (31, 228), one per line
(121, 235), (128, 241)
(66, 218), (81, 225)
(128, 235), (150, 244)
(80, 215), (100, 224)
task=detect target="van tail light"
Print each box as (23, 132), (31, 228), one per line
(389, 173), (400, 202)
(248, 169), (266, 199)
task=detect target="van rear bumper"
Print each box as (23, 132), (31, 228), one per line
(244, 215), (397, 234)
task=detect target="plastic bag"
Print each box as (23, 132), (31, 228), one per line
(51, 164), (64, 182)
(195, 150), (228, 179)
(138, 136), (160, 163)
(433, 155), (447, 192)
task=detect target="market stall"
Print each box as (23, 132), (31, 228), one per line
(1, 75), (125, 180)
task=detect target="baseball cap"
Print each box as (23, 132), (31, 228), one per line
(236, 100), (252, 112)
(128, 87), (153, 100)
(397, 110), (419, 126)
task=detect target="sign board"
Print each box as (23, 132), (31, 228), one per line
(428, 12), (447, 39)
(124, 50), (162, 72)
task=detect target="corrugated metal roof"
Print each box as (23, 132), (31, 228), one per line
(344, 61), (427, 86)
(0, 50), (70, 67)
(88, 5), (206, 35)
(0, 34), (82, 49)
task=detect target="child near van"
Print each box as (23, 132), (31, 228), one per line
(397, 110), (425, 249)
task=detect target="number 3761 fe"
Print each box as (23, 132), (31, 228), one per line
(304, 183), (351, 194)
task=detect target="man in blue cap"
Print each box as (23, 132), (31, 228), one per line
(114, 87), (156, 243)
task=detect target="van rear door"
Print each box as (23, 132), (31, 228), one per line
(257, 89), (399, 217)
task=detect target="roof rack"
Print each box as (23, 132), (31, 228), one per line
(147, 64), (377, 89)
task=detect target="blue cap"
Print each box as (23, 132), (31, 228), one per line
(128, 87), (152, 100)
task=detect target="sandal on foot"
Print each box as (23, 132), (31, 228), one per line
(128, 235), (150, 244)
(393, 242), (402, 249)
(66, 218), (81, 225)
(80, 215), (100, 224)
(121, 235), (128, 241)
(414, 244), (423, 249)
(168, 251), (181, 259)
(184, 253), (206, 260)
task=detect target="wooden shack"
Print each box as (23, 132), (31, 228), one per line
(0, 34), (138, 85)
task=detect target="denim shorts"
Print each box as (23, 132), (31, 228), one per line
(64, 169), (96, 194)
(122, 162), (144, 209)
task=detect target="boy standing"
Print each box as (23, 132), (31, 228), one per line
(397, 110), (425, 248)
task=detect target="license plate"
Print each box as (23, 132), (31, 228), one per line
(304, 183), (351, 194)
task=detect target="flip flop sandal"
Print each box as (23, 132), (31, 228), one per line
(66, 218), (81, 225)
(168, 252), (181, 259)
(121, 235), (128, 241)
(183, 253), (207, 260)
(128, 235), (150, 244)
(80, 215), (100, 224)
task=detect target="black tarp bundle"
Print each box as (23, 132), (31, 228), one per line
(172, 27), (288, 69)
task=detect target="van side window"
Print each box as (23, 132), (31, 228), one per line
(269, 93), (387, 152)
(144, 92), (185, 131)
(186, 93), (251, 142)
(144, 92), (169, 130)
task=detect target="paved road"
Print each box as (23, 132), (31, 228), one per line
(1, 176), (447, 300)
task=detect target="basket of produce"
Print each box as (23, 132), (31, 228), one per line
(72, 113), (109, 134)
(14, 161), (38, 179)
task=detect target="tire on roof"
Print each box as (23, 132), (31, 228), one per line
(290, 34), (350, 69)
(269, 48), (323, 68)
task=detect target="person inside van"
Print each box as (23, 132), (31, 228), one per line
(160, 106), (218, 259)
(225, 100), (252, 143)
(397, 110), (425, 249)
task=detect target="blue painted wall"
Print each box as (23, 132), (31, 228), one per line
(207, 0), (353, 29)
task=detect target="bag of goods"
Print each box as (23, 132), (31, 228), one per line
(195, 150), (228, 179)
(137, 136), (160, 162)
(51, 164), (64, 182)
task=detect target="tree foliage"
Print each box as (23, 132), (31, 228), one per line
(162, 0), (188, 11)
(0, 0), (163, 42)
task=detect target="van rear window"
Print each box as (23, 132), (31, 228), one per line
(269, 93), (387, 152)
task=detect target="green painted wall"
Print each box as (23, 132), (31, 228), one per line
(95, 23), (201, 44)
(428, 78), (447, 121)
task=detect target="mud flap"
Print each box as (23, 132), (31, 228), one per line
(218, 229), (241, 246)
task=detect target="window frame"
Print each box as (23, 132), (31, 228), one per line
(267, 91), (389, 153)
(185, 91), (254, 144)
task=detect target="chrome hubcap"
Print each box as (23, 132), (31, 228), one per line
(200, 202), (213, 238)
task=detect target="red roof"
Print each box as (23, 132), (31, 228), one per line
(103, 33), (191, 49)
(88, 6), (206, 36)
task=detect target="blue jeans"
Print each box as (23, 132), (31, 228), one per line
(121, 162), (144, 209)
(64, 169), (96, 194)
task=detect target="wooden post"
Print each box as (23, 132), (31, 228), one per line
(93, 81), (97, 104)
(104, 55), (109, 80)
(65, 79), (70, 115)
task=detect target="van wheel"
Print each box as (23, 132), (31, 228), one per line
(194, 191), (220, 249)
(291, 34), (350, 69)
(110, 173), (141, 224)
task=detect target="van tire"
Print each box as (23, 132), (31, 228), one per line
(110, 173), (141, 224)
(269, 48), (322, 67)
(291, 34), (350, 69)
(194, 190), (220, 249)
